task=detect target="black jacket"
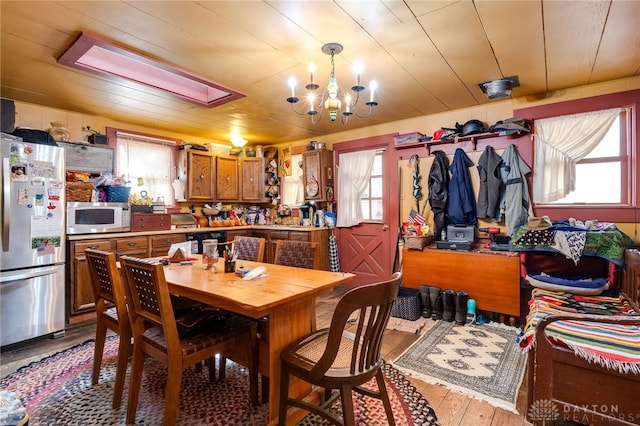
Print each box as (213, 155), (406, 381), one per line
(428, 150), (449, 239)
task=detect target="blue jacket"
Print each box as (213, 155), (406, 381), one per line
(447, 148), (477, 226)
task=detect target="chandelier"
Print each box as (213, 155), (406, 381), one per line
(286, 43), (378, 124)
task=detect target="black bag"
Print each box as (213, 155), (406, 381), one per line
(175, 306), (228, 337)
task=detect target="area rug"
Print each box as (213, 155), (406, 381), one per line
(393, 320), (527, 413)
(0, 335), (439, 425)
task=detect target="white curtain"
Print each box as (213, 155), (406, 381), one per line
(116, 133), (175, 203)
(281, 154), (304, 206)
(336, 149), (376, 227)
(533, 107), (620, 203)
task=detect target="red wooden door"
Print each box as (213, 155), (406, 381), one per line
(334, 134), (398, 286)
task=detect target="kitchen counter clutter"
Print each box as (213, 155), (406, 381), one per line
(66, 224), (329, 241)
(66, 224), (332, 323)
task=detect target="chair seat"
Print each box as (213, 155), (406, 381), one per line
(284, 329), (357, 374)
(142, 314), (256, 356)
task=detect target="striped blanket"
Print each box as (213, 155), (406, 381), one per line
(518, 288), (640, 374)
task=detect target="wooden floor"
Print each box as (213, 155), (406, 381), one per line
(2, 285), (535, 426)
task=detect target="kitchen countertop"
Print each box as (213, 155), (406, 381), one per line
(66, 224), (330, 241)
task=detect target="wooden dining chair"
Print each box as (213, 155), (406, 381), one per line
(273, 240), (320, 270)
(274, 239), (321, 331)
(233, 235), (266, 262)
(278, 272), (402, 426)
(85, 248), (132, 409)
(119, 256), (259, 426)
(219, 235), (267, 401)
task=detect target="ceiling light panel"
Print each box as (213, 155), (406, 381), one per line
(58, 32), (245, 108)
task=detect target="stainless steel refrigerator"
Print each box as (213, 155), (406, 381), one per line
(1, 136), (66, 346)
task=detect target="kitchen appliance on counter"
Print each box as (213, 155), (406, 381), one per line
(1, 138), (66, 347)
(66, 202), (131, 234)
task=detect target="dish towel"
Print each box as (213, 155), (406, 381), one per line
(329, 234), (340, 272)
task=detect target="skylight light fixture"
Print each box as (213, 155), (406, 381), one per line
(57, 32), (245, 107)
(478, 75), (520, 100)
(286, 43), (378, 125)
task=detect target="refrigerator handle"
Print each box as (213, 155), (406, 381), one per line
(2, 157), (9, 251)
(0, 266), (60, 284)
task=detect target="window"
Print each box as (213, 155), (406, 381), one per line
(534, 107), (630, 205)
(550, 113), (626, 204)
(515, 89), (639, 223)
(360, 152), (383, 221)
(114, 131), (177, 204)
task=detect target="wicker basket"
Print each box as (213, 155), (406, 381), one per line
(66, 182), (94, 202)
(404, 234), (434, 250)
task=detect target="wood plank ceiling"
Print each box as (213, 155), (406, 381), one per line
(1, 1), (639, 145)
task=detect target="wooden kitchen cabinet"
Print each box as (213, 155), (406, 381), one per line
(302, 149), (334, 201)
(241, 157), (268, 202)
(216, 156), (240, 201)
(114, 236), (149, 258)
(68, 238), (114, 321)
(185, 151), (215, 201)
(149, 233), (186, 257)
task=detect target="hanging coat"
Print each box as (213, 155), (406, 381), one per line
(476, 145), (504, 221)
(427, 150), (449, 240)
(499, 144), (533, 235)
(447, 148), (477, 226)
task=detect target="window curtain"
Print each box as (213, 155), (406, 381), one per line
(336, 149), (376, 228)
(533, 107), (620, 203)
(116, 133), (175, 203)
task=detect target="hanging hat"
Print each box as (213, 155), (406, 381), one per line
(527, 215), (553, 230)
(460, 119), (487, 137)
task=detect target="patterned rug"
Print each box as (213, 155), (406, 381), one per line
(393, 320), (527, 413)
(0, 335), (439, 425)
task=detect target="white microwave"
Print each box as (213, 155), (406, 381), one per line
(66, 202), (131, 234)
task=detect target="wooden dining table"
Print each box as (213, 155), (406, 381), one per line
(160, 256), (355, 424)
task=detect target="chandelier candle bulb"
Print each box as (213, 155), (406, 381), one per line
(288, 77), (296, 98)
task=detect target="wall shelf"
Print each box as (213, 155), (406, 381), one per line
(394, 131), (512, 155)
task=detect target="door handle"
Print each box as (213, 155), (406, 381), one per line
(382, 224), (389, 231)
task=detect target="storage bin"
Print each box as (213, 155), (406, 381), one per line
(66, 182), (94, 202)
(391, 287), (422, 321)
(104, 186), (131, 202)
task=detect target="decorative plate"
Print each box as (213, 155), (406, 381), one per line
(306, 178), (319, 197)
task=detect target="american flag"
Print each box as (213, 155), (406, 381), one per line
(407, 209), (426, 225)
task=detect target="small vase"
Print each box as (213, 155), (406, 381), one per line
(49, 121), (70, 142)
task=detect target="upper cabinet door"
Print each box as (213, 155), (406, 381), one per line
(241, 157), (267, 202)
(216, 156), (239, 201)
(303, 150), (333, 201)
(187, 151), (214, 201)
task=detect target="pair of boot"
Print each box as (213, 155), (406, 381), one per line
(419, 285), (442, 319)
(419, 286), (468, 325)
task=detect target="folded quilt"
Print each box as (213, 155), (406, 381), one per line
(518, 288), (637, 353)
(544, 320), (640, 374)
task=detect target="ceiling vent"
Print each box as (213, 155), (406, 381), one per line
(478, 76), (520, 100)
